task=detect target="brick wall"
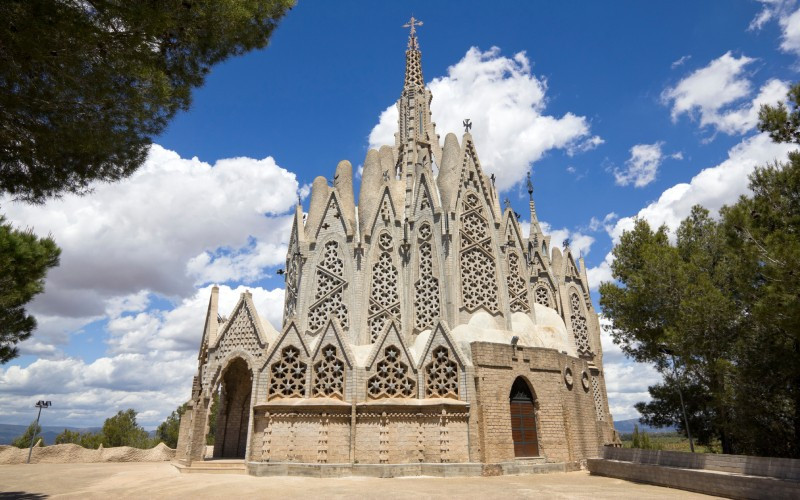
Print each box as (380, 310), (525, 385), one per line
(471, 342), (606, 464)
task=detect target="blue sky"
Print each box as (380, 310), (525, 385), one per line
(2, 0), (799, 429)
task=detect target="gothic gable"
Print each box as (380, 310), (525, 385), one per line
(309, 318), (353, 400)
(417, 321), (467, 400)
(369, 186), (399, 238)
(365, 321), (416, 372)
(456, 137), (499, 222)
(365, 321), (417, 399)
(314, 192), (350, 241)
(413, 173), (436, 216)
(212, 295), (267, 359)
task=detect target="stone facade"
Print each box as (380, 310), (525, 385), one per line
(176, 22), (618, 469)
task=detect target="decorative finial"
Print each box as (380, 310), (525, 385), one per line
(490, 173), (496, 186)
(403, 16), (423, 37)
(526, 171), (533, 198)
(463, 118), (472, 133)
(563, 237), (571, 249)
(504, 197), (511, 210)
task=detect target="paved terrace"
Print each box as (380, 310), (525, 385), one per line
(0, 462), (717, 499)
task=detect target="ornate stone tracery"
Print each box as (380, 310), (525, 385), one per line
(368, 233), (401, 343)
(570, 292), (592, 357)
(414, 223), (440, 331)
(534, 284), (553, 309)
(283, 236), (300, 324)
(459, 193), (499, 313)
(425, 346), (459, 399)
(308, 241), (349, 332)
(591, 375), (605, 421)
(268, 346), (307, 399)
(312, 344), (345, 399)
(507, 252), (530, 313)
(367, 346), (416, 399)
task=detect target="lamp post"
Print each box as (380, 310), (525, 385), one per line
(27, 400), (51, 464)
(659, 348), (694, 453)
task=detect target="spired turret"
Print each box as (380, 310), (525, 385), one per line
(178, 19), (619, 469)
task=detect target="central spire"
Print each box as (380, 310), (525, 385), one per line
(403, 16), (424, 89)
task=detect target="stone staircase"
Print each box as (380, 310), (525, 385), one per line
(173, 459), (247, 475)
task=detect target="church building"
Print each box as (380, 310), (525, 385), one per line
(176, 19), (618, 474)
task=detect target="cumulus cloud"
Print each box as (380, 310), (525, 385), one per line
(2, 285), (284, 428)
(368, 47), (602, 192)
(607, 133), (794, 244)
(599, 316), (662, 420)
(662, 52), (789, 135)
(614, 142), (665, 187)
(2, 145), (301, 322)
(750, 1), (800, 55)
(538, 221), (594, 258)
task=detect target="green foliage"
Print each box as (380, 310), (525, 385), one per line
(758, 82), (800, 144)
(602, 83), (800, 458)
(11, 421), (42, 448)
(0, 0), (294, 203)
(630, 424), (662, 450)
(54, 428), (80, 445)
(156, 403), (188, 449)
(101, 409), (150, 448)
(621, 431), (717, 453)
(54, 428), (104, 449)
(0, 216), (60, 363)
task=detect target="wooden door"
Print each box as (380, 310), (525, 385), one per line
(510, 378), (539, 457)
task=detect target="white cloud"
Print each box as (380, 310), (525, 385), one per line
(587, 252), (614, 292)
(614, 142), (665, 187)
(2, 285), (284, 428)
(539, 221), (594, 258)
(2, 144), (301, 323)
(607, 133), (794, 244)
(749, 1), (800, 55)
(662, 52), (789, 135)
(369, 47), (602, 192)
(599, 316), (662, 421)
(671, 54), (691, 69)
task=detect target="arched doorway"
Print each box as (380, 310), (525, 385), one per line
(213, 358), (253, 459)
(509, 377), (539, 457)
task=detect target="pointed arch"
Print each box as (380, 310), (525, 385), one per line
(307, 238), (350, 333)
(568, 288), (593, 358)
(509, 377), (539, 457)
(459, 190), (499, 313)
(366, 229), (401, 343)
(413, 219), (441, 332)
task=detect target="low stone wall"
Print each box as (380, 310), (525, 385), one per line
(589, 447), (800, 500)
(602, 446), (800, 481)
(0, 443), (175, 464)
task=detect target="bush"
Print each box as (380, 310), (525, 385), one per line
(10, 421), (42, 448)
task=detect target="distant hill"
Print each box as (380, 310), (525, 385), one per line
(0, 423), (102, 446)
(613, 418), (676, 434)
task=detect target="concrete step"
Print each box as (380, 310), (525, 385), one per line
(173, 460), (247, 475)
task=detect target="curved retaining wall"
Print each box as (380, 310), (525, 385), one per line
(0, 443), (176, 464)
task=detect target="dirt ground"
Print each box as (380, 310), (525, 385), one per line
(0, 462), (717, 499)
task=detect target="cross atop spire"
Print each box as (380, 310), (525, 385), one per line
(403, 16), (424, 88)
(403, 16), (423, 48)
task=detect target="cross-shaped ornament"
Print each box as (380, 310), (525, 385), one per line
(403, 16), (423, 36)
